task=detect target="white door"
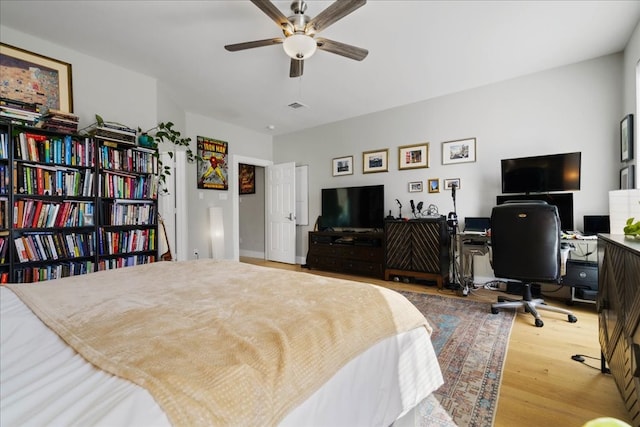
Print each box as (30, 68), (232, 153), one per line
(266, 162), (296, 264)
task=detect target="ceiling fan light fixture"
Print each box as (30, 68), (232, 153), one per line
(283, 34), (317, 59)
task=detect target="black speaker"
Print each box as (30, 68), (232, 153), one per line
(316, 215), (330, 232)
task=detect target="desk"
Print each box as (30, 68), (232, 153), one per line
(457, 235), (597, 305)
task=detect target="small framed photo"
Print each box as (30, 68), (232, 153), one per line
(428, 178), (440, 193)
(332, 155), (354, 176)
(620, 165), (635, 189)
(621, 114), (634, 162)
(408, 181), (423, 192)
(442, 138), (476, 165)
(363, 149), (388, 173)
(443, 178), (461, 190)
(398, 143), (429, 170)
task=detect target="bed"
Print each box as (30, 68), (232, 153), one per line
(1, 259), (443, 426)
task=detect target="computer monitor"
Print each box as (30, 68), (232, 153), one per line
(583, 215), (610, 236)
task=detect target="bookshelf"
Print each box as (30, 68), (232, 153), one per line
(2, 121), (160, 283)
(95, 137), (158, 270)
(10, 124), (97, 283)
(0, 121), (9, 282)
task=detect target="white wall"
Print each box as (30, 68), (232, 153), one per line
(1, 25), (274, 261)
(184, 112), (273, 260)
(3, 23), (637, 264)
(1, 26), (157, 131)
(274, 54), (624, 259)
(623, 20), (640, 187)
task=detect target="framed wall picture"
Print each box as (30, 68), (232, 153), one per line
(408, 181), (423, 192)
(238, 163), (255, 194)
(428, 178), (440, 193)
(332, 155), (354, 176)
(621, 114), (634, 162)
(398, 143), (429, 170)
(443, 178), (461, 190)
(442, 138), (476, 165)
(620, 165), (635, 189)
(363, 148), (388, 173)
(0, 42), (74, 113)
(197, 136), (228, 190)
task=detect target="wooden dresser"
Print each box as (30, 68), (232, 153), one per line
(597, 234), (640, 425)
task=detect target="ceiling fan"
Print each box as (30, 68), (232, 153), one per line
(225, 0), (368, 78)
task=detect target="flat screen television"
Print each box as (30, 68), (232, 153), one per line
(321, 185), (384, 230)
(501, 152), (581, 194)
(496, 192), (574, 231)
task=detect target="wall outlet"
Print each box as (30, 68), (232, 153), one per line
(193, 248), (199, 259)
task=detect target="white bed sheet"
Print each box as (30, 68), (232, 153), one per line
(1, 287), (443, 427)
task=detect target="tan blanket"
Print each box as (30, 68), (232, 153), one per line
(8, 260), (431, 426)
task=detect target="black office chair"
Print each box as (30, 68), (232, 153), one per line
(490, 201), (578, 327)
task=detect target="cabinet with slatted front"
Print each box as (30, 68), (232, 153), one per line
(385, 218), (450, 288)
(598, 234), (640, 425)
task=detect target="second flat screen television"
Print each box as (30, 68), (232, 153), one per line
(321, 185), (384, 230)
(501, 152), (581, 194)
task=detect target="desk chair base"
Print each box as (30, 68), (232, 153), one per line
(490, 283), (578, 327)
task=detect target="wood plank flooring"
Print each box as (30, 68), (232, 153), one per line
(240, 257), (632, 426)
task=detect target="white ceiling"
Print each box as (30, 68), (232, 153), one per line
(1, 1), (639, 135)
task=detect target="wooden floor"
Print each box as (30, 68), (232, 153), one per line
(240, 257), (632, 426)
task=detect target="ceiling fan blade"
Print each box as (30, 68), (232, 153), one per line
(307, 0), (366, 33)
(250, 0), (294, 34)
(290, 59), (303, 78)
(316, 38), (368, 61)
(224, 38), (283, 52)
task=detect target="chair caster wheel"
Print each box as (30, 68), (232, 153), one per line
(535, 319), (544, 327)
(491, 307), (499, 314)
(568, 315), (577, 323)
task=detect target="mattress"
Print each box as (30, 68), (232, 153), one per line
(1, 263), (443, 426)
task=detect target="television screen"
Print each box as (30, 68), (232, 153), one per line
(321, 185), (384, 230)
(496, 193), (574, 231)
(501, 152), (581, 194)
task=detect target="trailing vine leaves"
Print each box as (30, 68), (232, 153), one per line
(139, 122), (202, 194)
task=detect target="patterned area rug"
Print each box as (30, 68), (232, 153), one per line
(399, 292), (516, 427)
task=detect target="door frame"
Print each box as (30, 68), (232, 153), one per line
(231, 155), (273, 261)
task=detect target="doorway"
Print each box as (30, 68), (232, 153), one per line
(239, 165), (266, 259)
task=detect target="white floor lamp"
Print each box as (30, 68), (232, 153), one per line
(209, 207), (225, 259)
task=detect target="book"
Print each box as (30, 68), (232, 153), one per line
(14, 237), (29, 262)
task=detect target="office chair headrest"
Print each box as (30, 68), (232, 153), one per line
(502, 200), (548, 205)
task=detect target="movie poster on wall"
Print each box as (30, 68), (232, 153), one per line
(197, 136), (228, 190)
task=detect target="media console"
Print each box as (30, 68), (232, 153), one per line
(307, 231), (385, 279)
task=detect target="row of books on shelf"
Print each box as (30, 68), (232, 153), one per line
(15, 132), (94, 167)
(98, 254), (156, 271)
(88, 122), (137, 145)
(1, 130), (8, 159)
(36, 108), (80, 134)
(100, 171), (158, 199)
(10, 260), (95, 284)
(14, 231), (95, 263)
(103, 201), (157, 226)
(0, 165), (9, 195)
(0, 235), (9, 264)
(97, 228), (156, 255)
(14, 199), (94, 229)
(0, 198), (7, 229)
(0, 98), (41, 126)
(15, 163), (94, 197)
(99, 144), (158, 174)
